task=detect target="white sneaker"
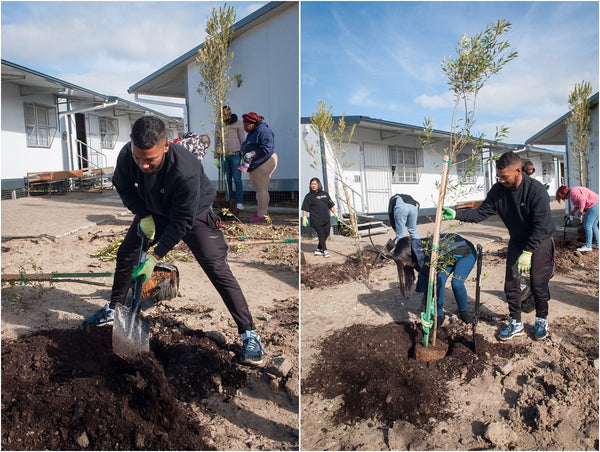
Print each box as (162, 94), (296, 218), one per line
(577, 246), (592, 252)
(236, 203), (244, 210)
(314, 250), (323, 256)
(323, 250), (330, 258)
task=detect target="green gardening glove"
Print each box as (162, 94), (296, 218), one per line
(334, 213), (339, 222)
(132, 255), (158, 283)
(516, 251), (532, 274)
(214, 158), (221, 170)
(441, 206), (456, 220)
(302, 217), (309, 227)
(138, 215), (155, 240)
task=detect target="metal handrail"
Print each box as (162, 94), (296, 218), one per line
(74, 138), (108, 170)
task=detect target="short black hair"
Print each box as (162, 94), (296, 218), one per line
(496, 151), (521, 170)
(130, 116), (166, 150)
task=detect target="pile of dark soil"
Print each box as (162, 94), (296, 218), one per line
(301, 249), (381, 289)
(554, 238), (598, 273)
(302, 321), (527, 427)
(1, 325), (247, 450)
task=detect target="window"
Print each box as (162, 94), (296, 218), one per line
(542, 162), (553, 184)
(24, 103), (57, 148)
(456, 153), (478, 184)
(390, 146), (422, 183)
(99, 117), (119, 149)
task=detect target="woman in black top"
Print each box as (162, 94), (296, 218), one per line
(301, 177), (337, 258)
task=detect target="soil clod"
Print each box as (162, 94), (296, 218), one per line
(414, 340), (448, 361)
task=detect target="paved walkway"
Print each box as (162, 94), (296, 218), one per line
(1, 191), (131, 238)
(0, 190), (298, 239)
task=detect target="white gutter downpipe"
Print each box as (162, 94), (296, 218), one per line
(133, 94), (187, 131)
(59, 100), (120, 116)
(133, 93), (185, 109)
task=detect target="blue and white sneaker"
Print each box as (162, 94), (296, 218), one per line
(83, 303), (114, 326)
(241, 330), (265, 365)
(534, 317), (549, 340)
(498, 319), (525, 341)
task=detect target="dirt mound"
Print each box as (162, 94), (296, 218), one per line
(302, 321), (526, 427)
(554, 238), (599, 272)
(1, 325), (246, 450)
(302, 317), (599, 450)
(301, 248), (381, 289)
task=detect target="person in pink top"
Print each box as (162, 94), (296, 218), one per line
(556, 185), (599, 251)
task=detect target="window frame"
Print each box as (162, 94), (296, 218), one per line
(99, 116), (119, 149)
(389, 146), (423, 184)
(542, 161), (554, 184)
(23, 102), (58, 148)
(455, 152), (479, 184)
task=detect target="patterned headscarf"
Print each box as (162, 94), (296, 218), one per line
(174, 132), (207, 160)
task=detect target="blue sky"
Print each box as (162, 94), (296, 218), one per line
(301, 1), (599, 144)
(1, 1), (267, 116)
(2, 1), (598, 144)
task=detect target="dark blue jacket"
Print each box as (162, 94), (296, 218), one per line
(113, 142), (216, 258)
(412, 233), (474, 293)
(240, 121), (275, 170)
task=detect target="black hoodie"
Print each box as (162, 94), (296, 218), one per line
(455, 174), (555, 252)
(113, 142), (216, 257)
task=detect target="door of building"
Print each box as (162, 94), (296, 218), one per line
(363, 142), (391, 214)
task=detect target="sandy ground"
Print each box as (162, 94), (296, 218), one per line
(1, 191), (299, 450)
(2, 192), (598, 451)
(300, 203), (599, 450)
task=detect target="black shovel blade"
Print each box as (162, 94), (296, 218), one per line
(112, 302), (150, 360)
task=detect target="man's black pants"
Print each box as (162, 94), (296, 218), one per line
(505, 236), (555, 322)
(111, 207), (255, 334)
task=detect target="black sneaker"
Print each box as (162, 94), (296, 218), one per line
(459, 310), (473, 324)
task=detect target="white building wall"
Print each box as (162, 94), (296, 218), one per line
(300, 122), (489, 217)
(186, 4), (299, 191)
(1, 83), (64, 185)
(61, 110), (179, 172)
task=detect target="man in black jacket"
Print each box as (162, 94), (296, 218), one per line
(442, 151), (555, 341)
(84, 116), (264, 365)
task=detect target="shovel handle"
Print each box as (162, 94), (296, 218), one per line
(131, 235), (147, 315)
(473, 244), (483, 334)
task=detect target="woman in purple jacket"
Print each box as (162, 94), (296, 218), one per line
(240, 112), (277, 222)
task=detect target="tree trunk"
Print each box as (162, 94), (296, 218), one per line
(424, 155), (450, 347)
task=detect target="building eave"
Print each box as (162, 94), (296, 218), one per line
(128, 1), (289, 98)
(526, 92), (599, 146)
(2, 59), (108, 103)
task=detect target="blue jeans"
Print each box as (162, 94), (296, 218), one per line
(583, 201), (599, 247)
(394, 198), (420, 241)
(436, 247), (477, 316)
(225, 153), (244, 204)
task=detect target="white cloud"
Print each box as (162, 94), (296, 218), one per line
(477, 115), (563, 144)
(349, 86), (375, 107)
(414, 92), (453, 110)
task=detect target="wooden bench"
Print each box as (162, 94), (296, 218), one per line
(456, 200), (484, 210)
(26, 170), (84, 195)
